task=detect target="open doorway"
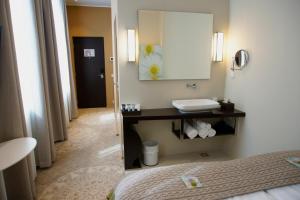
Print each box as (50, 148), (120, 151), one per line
(66, 5), (115, 108)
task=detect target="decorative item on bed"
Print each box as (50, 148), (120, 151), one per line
(112, 151), (300, 200)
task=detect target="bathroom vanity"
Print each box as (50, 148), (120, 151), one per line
(121, 9), (247, 170)
(122, 108), (245, 169)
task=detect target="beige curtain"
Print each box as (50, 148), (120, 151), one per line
(2, 0), (71, 170)
(35, 0), (68, 142)
(64, 3), (78, 120)
(33, 0), (79, 167)
(50, 0), (78, 121)
(0, 0), (76, 197)
(33, 0), (71, 167)
(0, 0), (36, 199)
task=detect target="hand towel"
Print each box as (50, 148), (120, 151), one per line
(184, 122), (198, 139)
(208, 129), (216, 137)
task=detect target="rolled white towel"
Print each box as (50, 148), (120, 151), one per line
(184, 122), (198, 139)
(208, 129), (216, 137)
(193, 120), (207, 130)
(198, 128), (209, 139)
(206, 123), (212, 129)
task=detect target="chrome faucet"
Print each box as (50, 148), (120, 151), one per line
(186, 83), (197, 89)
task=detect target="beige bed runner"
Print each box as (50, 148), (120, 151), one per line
(115, 151), (300, 200)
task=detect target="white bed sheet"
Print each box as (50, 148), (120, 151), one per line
(226, 184), (300, 200)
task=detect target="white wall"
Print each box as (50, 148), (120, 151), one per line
(117, 0), (230, 156)
(118, 0), (229, 108)
(225, 0), (300, 158)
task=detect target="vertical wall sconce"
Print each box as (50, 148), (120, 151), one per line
(212, 32), (224, 62)
(127, 29), (136, 62)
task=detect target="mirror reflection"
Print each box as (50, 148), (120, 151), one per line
(235, 50), (249, 68)
(138, 10), (213, 80)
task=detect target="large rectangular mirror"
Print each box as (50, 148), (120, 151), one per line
(138, 10), (213, 80)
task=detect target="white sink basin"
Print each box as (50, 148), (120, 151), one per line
(172, 99), (220, 112)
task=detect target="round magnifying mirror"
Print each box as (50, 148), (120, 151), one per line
(235, 50), (249, 68)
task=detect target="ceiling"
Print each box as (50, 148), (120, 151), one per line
(65, 0), (111, 7)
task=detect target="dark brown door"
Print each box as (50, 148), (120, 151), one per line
(73, 37), (106, 108)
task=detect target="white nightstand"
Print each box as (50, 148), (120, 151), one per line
(0, 137), (37, 200)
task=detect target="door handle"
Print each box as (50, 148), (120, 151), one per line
(97, 74), (105, 79)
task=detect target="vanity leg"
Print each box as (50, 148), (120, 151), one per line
(0, 171), (7, 200)
(123, 122), (142, 169)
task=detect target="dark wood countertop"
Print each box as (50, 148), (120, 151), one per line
(122, 108), (245, 121)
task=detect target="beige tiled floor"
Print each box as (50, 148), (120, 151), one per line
(36, 108), (230, 200)
(36, 108), (124, 200)
(125, 151), (230, 174)
(152, 151), (230, 167)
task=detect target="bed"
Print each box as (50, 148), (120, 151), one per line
(113, 151), (300, 200)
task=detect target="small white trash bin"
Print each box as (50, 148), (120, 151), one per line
(143, 140), (159, 166)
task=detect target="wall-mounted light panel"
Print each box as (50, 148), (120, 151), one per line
(212, 32), (224, 62)
(127, 29), (136, 62)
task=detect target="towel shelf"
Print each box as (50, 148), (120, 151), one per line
(122, 108), (245, 169)
(172, 118), (236, 140)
